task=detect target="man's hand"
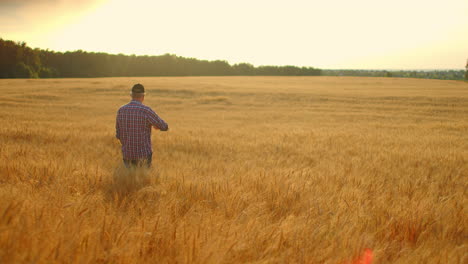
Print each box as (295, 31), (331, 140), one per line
(153, 126), (169, 131)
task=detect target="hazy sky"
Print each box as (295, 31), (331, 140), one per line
(1, 0), (467, 69)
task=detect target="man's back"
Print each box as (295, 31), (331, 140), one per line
(116, 100), (168, 161)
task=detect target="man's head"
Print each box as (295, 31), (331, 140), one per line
(131, 83), (145, 102)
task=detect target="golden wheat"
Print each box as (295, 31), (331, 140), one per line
(0, 77), (467, 263)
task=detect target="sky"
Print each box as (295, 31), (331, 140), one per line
(1, 0), (467, 69)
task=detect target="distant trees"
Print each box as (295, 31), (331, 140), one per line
(0, 39), (48, 78)
(0, 38), (321, 78)
(233, 63), (255, 75)
(465, 59), (468, 80)
(256, 65), (321, 76)
(1, 38), (465, 81)
(322, 69), (466, 80)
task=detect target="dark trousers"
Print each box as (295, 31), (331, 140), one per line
(123, 153), (152, 168)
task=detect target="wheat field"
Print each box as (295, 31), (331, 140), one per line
(0, 76), (467, 263)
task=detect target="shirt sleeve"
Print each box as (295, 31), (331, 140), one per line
(146, 108), (168, 131)
(115, 109), (121, 139)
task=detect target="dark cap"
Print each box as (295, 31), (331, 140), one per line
(131, 83), (145, 94)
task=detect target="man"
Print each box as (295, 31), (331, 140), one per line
(116, 83), (168, 168)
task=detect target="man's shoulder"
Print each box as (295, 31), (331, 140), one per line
(119, 101), (143, 109)
(118, 102), (153, 113)
(118, 103), (130, 112)
(135, 102), (154, 112)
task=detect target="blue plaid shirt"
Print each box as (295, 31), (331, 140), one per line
(116, 100), (168, 160)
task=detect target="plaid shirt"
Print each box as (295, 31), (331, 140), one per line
(116, 100), (168, 160)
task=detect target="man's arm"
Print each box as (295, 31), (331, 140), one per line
(147, 108), (168, 131)
(115, 110), (121, 139)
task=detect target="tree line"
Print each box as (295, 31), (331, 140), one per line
(1, 38), (466, 80)
(466, 59), (468, 80)
(0, 38), (321, 78)
(322, 69), (467, 80)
